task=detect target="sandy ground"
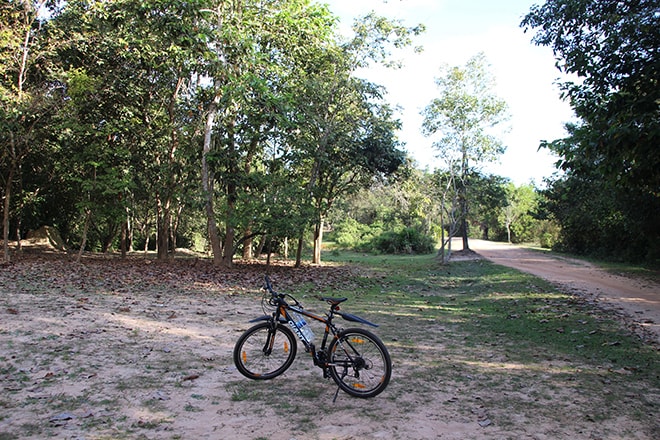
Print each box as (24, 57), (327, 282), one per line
(469, 239), (660, 345)
(1, 248), (658, 440)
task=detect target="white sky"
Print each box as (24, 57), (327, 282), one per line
(323, 0), (576, 185)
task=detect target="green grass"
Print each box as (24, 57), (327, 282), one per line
(319, 251), (659, 428)
(2, 250), (657, 439)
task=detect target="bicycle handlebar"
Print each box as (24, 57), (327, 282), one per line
(262, 274), (378, 327)
(264, 275), (306, 310)
(264, 275), (275, 293)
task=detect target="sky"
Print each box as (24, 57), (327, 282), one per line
(323, 0), (576, 185)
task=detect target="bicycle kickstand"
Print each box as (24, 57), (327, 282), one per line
(332, 369), (348, 403)
(332, 386), (340, 403)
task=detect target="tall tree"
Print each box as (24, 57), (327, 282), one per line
(468, 172), (508, 241)
(290, 12), (423, 264)
(522, 0), (660, 193)
(421, 53), (509, 251)
(522, 0), (660, 261)
(53, 0), (208, 259)
(0, 0), (59, 262)
(199, 0), (337, 267)
(500, 182), (537, 244)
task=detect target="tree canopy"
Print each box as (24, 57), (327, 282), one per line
(522, 0), (660, 192)
(522, 0), (660, 261)
(421, 52), (509, 252)
(0, 0), (421, 265)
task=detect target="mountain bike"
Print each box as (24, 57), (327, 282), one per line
(233, 276), (392, 399)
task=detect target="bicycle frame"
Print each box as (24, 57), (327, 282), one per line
(234, 276), (392, 400)
(251, 279), (378, 374)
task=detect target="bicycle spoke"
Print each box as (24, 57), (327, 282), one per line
(233, 323), (297, 380)
(328, 328), (391, 398)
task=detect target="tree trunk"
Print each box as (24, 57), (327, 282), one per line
(156, 194), (171, 260)
(283, 237), (288, 261)
(121, 219), (128, 259)
(242, 231), (253, 259)
(120, 206), (131, 258)
(460, 144), (470, 251)
(201, 98), (223, 266)
(222, 223), (234, 268)
(437, 215), (446, 265)
(143, 228), (150, 254)
(295, 233), (304, 268)
(2, 163), (13, 263)
(312, 218), (324, 264)
(76, 209), (92, 263)
(256, 234), (266, 259)
(171, 201), (183, 254)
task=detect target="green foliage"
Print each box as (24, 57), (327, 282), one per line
(369, 227), (435, 254)
(522, 0), (659, 192)
(522, 0), (659, 262)
(331, 219), (435, 256)
(421, 53), (510, 251)
(333, 167), (557, 253)
(421, 52), (509, 167)
(466, 172), (508, 240)
(535, 219), (561, 249)
(542, 170), (660, 262)
(332, 218), (383, 250)
(498, 183), (539, 243)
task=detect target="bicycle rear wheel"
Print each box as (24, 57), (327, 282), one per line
(328, 328), (391, 398)
(233, 322), (297, 380)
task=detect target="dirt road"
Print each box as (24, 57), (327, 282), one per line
(469, 239), (660, 345)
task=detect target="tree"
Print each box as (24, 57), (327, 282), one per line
(522, 0), (660, 261)
(421, 52), (509, 252)
(500, 183), (537, 244)
(541, 169), (658, 261)
(52, 0), (209, 259)
(198, 0), (338, 267)
(1, 0), (60, 262)
(468, 173), (508, 241)
(292, 12), (422, 265)
(522, 0), (660, 193)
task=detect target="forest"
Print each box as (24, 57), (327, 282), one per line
(2, 0), (658, 266)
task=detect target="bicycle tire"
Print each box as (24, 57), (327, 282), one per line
(233, 322), (297, 380)
(328, 327), (391, 398)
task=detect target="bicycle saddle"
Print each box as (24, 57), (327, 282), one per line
(320, 296), (348, 306)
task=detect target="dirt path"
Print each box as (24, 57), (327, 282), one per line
(469, 239), (660, 345)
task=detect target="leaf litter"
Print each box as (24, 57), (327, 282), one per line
(0, 253), (658, 440)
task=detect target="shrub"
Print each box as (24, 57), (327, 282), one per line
(369, 227), (435, 254)
(332, 218), (383, 250)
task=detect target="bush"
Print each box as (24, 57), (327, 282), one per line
(369, 227), (435, 254)
(332, 218), (383, 250)
(535, 220), (561, 249)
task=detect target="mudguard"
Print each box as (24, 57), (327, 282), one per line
(337, 312), (378, 327)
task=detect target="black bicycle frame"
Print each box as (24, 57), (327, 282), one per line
(250, 302), (336, 371)
(254, 276), (379, 375)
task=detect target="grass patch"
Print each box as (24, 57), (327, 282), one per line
(321, 251), (659, 428)
(1, 251), (657, 439)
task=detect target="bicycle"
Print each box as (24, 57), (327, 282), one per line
(233, 275), (392, 400)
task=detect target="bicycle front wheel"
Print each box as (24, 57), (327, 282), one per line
(233, 322), (297, 380)
(328, 328), (391, 398)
